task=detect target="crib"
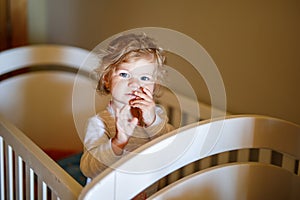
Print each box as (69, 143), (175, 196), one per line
(1, 45), (300, 200)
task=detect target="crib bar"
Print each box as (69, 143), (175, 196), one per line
(0, 137), (4, 200)
(237, 149), (250, 162)
(0, 116), (82, 200)
(182, 162), (195, 177)
(199, 156), (211, 170)
(7, 145), (14, 200)
(282, 154), (295, 173)
(218, 151), (230, 164)
(25, 166), (34, 200)
(16, 155), (24, 200)
(51, 191), (59, 200)
(37, 178), (48, 200)
(258, 148), (272, 163)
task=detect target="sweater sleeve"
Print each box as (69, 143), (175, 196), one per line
(145, 105), (175, 139)
(80, 115), (123, 178)
(80, 106), (175, 179)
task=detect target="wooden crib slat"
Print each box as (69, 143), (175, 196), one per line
(7, 145), (14, 200)
(25, 166), (35, 200)
(37, 178), (47, 200)
(282, 154), (295, 173)
(199, 156), (211, 170)
(237, 149), (250, 162)
(218, 151), (230, 164)
(43, 182), (48, 200)
(258, 148), (272, 163)
(182, 162), (195, 177)
(0, 116), (82, 199)
(51, 192), (60, 200)
(16, 155), (24, 200)
(167, 169), (181, 185)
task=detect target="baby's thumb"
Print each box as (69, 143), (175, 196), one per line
(130, 117), (138, 127)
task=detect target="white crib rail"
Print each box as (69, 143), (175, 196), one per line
(79, 115), (300, 200)
(0, 115), (82, 200)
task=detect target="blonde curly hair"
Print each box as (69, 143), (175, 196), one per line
(94, 33), (166, 96)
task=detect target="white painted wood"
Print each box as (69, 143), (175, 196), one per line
(0, 115), (82, 199)
(150, 163), (300, 200)
(0, 45), (89, 74)
(79, 115), (300, 200)
(0, 45), (91, 152)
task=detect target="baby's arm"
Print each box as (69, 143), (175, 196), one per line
(145, 105), (175, 138)
(80, 116), (123, 178)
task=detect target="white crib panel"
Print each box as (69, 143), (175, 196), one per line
(79, 115), (300, 199)
(149, 163), (300, 200)
(0, 45), (91, 153)
(0, 45), (93, 199)
(209, 116), (300, 158)
(0, 115), (82, 200)
(0, 45), (88, 74)
(81, 172), (116, 200)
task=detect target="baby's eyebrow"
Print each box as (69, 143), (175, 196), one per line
(115, 68), (129, 72)
(116, 67), (126, 70)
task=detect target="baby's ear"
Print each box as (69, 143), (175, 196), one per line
(105, 81), (110, 91)
(103, 75), (111, 91)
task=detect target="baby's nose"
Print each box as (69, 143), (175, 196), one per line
(128, 77), (140, 89)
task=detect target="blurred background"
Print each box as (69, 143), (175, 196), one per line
(1, 0), (299, 126)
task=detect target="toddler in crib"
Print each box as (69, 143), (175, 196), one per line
(80, 33), (174, 198)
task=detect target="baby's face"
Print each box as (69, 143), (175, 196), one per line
(110, 59), (157, 106)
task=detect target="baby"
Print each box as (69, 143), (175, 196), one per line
(80, 33), (174, 197)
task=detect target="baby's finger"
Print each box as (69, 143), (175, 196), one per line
(141, 87), (153, 98)
(130, 117), (138, 126)
(130, 100), (152, 108)
(133, 91), (152, 103)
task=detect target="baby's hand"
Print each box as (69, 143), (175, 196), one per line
(129, 87), (156, 127)
(114, 105), (138, 144)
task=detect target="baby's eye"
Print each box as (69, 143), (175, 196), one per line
(140, 76), (152, 81)
(119, 72), (130, 78)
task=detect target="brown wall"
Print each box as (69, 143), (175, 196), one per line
(28, 0), (300, 125)
(0, 0), (28, 50)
